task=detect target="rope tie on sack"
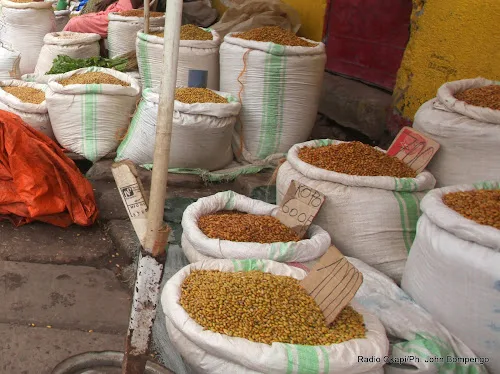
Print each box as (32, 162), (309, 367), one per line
(235, 49), (250, 158)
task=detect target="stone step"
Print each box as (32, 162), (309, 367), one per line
(0, 221), (113, 266)
(319, 73), (392, 141)
(0, 261), (130, 334)
(0, 323), (125, 374)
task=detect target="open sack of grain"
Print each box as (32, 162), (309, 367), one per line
(34, 32), (101, 76)
(0, 80), (53, 139)
(220, 26), (326, 162)
(162, 259), (389, 374)
(402, 181), (500, 374)
(0, 0), (55, 75)
(345, 257), (489, 374)
(181, 191), (331, 265)
(277, 139), (436, 284)
(137, 25), (221, 90)
(46, 67), (140, 161)
(108, 10), (165, 58)
(116, 87), (240, 170)
(413, 78), (500, 187)
(0, 45), (20, 80)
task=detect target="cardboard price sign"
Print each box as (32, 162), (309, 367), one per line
(276, 180), (325, 239)
(300, 246), (363, 325)
(386, 126), (440, 174)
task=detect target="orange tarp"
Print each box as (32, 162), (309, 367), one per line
(0, 111), (98, 227)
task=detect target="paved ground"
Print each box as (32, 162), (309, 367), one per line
(0, 160), (275, 373)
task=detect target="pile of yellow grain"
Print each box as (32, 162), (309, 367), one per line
(59, 72), (130, 87)
(175, 87), (227, 104)
(118, 10), (164, 17)
(2, 86), (45, 104)
(153, 24), (213, 41)
(233, 26), (316, 47)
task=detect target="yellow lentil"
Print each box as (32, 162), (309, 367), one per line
(2, 86), (45, 104)
(454, 85), (500, 110)
(233, 26), (316, 47)
(153, 24), (212, 40)
(443, 190), (500, 230)
(180, 270), (367, 346)
(59, 72), (130, 87)
(198, 211), (300, 243)
(118, 10), (164, 17)
(298, 141), (417, 178)
(175, 87), (227, 104)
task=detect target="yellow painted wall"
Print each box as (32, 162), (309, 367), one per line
(212, 0), (327, 42)
(393, 0), (500, 121)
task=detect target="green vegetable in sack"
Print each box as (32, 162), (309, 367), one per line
(47, 55), (129, 75)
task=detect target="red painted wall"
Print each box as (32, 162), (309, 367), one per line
(324, 0), (412, 90)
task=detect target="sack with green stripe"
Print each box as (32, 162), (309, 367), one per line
(348, 256), (489, 374)
(0, 80), (53, 139)
(180, 191), (331, 263)
(277, 139), (436, 284)
(402, 181), (500, 374)
(107, 12), (165, 59)
(219, 33), (326, 162)
(45, 67), (141, 162)
(161, 259), (388, 374)
(115, 88), (240, 170)
(413, 78), (500, 188)
(137, 26), (221, 90)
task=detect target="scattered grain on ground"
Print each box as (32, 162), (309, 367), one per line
(454, 85), (500, 110)
(118, 10), (163, 17)
(180, 270), (366, 345)
(2, 86), (45, 104)
(233, 26), (316, 47)
(175, 87), (227, 104)
(59, 72), (129, 86)
(298, 141), (417, 178)
(443, 189), (500, 230)
(198, 211), (300, 243)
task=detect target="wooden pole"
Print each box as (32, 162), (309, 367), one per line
(120, 0), (183, 372)
(143, 0), (150, 34)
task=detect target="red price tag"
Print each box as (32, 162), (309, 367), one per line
(387, 127), (440, 174)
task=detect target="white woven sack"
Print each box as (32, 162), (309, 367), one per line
(162, 259), (389, 374)
(0, 44), (20, 80)
(54, 9), (70, 32)
(277, 139), (436, 284)
(347, 257), (489, 374)
(45, 67), (140, 161)
(0, 0), (55, 75)
(181, 190), (331, 262)
(220, 33), (326, 161)
(34, 32), (101, 76)
(107, 12), (165, 58)
(413, 78), (500, 188)
(0, 80), (53, 138)
(136, 27), (221, 90)
(116, 88), (240, 170)
(402, 181), (500, 374)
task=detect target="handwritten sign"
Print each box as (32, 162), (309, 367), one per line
(276, 180), (325, 239)
(300, 246), (363, 325)
(386, 127), (440, 174)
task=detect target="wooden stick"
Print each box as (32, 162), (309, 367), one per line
(121, 0), (183, 372)
(143, 0), (150, 34)
(143, 0), (182, 256)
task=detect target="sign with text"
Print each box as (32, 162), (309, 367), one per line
(386, 127), (440, 174)
(300, 246), (363, 325)
(276, 180), (325, 239)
